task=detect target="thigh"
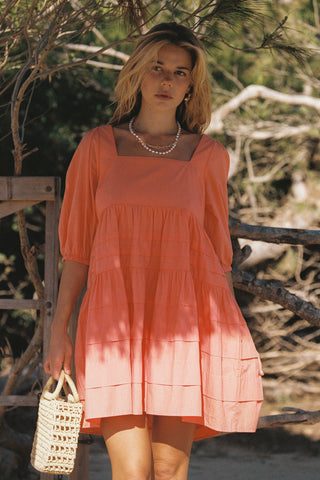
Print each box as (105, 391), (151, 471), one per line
(101, 414), (153, 480)
(152, 416), (196, 480)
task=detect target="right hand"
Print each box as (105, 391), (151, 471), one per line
(44, 328), (73, 381)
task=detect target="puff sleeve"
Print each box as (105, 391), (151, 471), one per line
(59, 129), (99, 265)
(204, 140), (233, 272)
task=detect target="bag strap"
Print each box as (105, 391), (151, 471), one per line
(42, 370), (80, 402)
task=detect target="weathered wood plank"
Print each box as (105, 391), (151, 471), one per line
(70, 442), (90, 480)
(0, 396), (38, 407)
(43, 178), (60, 368)
(0, 200), (41, 219)
(40, 473), (56, 480)
(69, 287), (89, 480)
(41, 179), (61, 480)
(0, 299), (42, 310)
(0, 177), (57, 201)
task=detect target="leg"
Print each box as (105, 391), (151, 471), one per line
(101, 414), (153, 480)
(152, 416), (196, 480)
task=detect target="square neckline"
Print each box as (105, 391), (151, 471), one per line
(108, 124), (204, 164)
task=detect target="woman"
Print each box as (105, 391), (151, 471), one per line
(45, 23), (263, 480)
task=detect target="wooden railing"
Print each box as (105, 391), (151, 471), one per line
(0, 177), (91, 479)
(0, 176), (60, 396)
(1, 177), (60, 479)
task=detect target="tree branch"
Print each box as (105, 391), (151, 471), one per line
(63, 42), (129, 62)
(36, 0), (67, 21)
(258, 407), (320, 428)
(0, 0), (19, 27)
(73, 58), (122, 70)
(207, 85), (320, 134)
(33, 36), (136, 80)
(0, 310), (44, 423)
(232, 268), (320, 326)
(233, 123), (319, 141)
(230, 220), (320, 245)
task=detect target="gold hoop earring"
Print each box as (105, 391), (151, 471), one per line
(184, 92), (192, 103)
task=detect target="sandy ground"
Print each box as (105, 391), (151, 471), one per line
(88, 426), (320, 480)
(87, 397), (320, 480)
(89, 441), (320, 480)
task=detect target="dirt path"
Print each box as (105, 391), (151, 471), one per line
(89, 429), (320, 480)
(188, 452), (320, 479)
(90, 449), (320, 480)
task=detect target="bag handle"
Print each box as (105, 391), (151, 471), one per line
(42, 370), (80, 403)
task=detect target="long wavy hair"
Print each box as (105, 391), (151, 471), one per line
(109, 23), (212, 134)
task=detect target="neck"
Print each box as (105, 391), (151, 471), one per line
(134, 107), (178, 135)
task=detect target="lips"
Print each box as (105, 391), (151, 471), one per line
(156, 92), (172, 99)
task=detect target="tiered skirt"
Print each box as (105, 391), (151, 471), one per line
(74, 204), (263, 440)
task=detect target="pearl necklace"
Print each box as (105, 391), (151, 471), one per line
(128, 117), (181, 156)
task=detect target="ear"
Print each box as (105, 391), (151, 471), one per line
(187, 83), (193, 93)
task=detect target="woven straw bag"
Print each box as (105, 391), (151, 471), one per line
(30, 370), (83, 475)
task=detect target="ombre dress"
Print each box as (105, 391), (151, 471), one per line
(59, 125), (263, 441)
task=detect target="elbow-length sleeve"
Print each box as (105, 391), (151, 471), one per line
(59, 129), (99, 265)
(204, 140), (233, 272)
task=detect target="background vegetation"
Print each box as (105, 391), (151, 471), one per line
(0, 0), (319, 477)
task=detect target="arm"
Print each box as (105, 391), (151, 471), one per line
(44, 260), (88, 380)
(46, 130), (98, 380)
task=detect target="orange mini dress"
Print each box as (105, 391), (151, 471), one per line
(59, 125), (264, 441)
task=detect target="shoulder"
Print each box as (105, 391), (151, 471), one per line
(78, 124), (112, 146)
(73, 125), (114, 165)
(202, 135), (228, 156)
(202, 135), (230, 176)
(69, 125), (111, 175)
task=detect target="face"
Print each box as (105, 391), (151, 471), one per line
(140, 44), (192, 113)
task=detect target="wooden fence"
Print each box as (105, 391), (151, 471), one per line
(0, 177), (90, 479)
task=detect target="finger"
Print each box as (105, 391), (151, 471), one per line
(63, 350), (73, 376)
(51, 361), (63, 381)
(43, 359), (50, 374)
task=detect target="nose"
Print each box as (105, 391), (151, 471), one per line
(161, 71), (173, 86)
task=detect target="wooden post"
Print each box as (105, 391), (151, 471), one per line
(43, 177), (61, 371)
(68, 288), (90, 480)
(40, 178), (61, 480)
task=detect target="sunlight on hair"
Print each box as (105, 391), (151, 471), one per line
(110, 23), (212, 133)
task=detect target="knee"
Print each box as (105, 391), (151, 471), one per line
(153, 458), (180, 480)
(115, 465), (152, 480)
(128, 472), (152, 480)
(113, 460), (152, 480)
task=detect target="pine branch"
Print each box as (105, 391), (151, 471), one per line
(201, 0), (265, 28)
(260, 18), (309, 66)
(116, 0), (150, 31)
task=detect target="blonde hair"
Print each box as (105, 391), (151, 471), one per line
(110, 23), (212, 133)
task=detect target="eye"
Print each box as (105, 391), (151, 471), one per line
(152, 65), (162, 72)
(175, 70), (187, 77)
